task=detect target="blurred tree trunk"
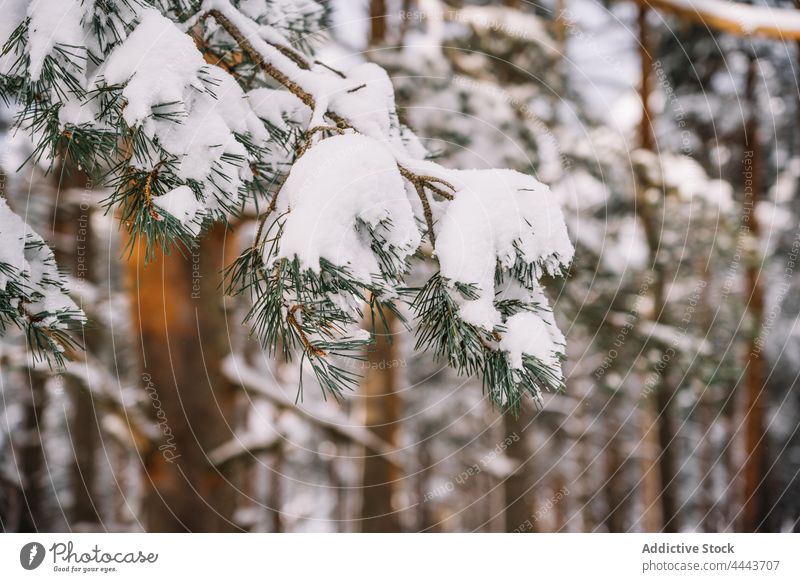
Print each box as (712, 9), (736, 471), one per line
(741, 55), (768, 532)
(639, 395), (663, 531)
(125, 225), (242, 532)
(655, 386), (680, 530)
(638, 6), (654, 152)
(267, 438), (284, 533)
(15, 371), (48, 532)
(698, 391), (720, 531)
(603, 405), (627, 532)
(53, 165), (103, 528)
(503, 411), (536, 532)
(574, 393), (596, 531)
(415, 424), (436, 531)
(369, 0), (387, 46)
(636, 6), (680, 531)
(358, 310), (402, 532)
(68, 379), (101, 527)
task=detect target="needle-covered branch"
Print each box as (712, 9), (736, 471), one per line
(0, 0), (574, 410)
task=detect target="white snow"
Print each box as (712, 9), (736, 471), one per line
(100, 9), (271, 217)
(0, 0), (27, 76)
(1, 0), (578, 386)
(101, 9), (207, 127)
(652, 0), (800, 36)
(272, 133), (421, 283)
(0, 197), (84, 328)
(248, 88), (310, 131)
(154, 186), (206, 236)
(500, 311), (562, 370)
(433, 168), (573, 328)
(0, 197), (26, 290)
(25, 0), (89, 81)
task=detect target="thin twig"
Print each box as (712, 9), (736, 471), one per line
(399, 167), (437, 246)
(143, 170), (160, 220)
(287, 304), (326, 356)
(295, 124), (346, 158)
(313, 60), (346, 78)
(205, 9), (316, 110)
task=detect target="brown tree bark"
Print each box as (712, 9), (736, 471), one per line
(369, 0), (387, 46)
(53, 166), (104, 528)
(14, 372), (49, 532)
(741, 56), (768, 532)
(358, 311), (402, 532)
(503, 410), (536, 532)
(126, 225), (242, 532)
(603, 411), (627, 532)
(639, 396), (664, 531)
(636, 6), (681, 532)
(68, 381), (102, 527)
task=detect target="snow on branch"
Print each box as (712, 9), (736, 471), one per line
(637, 0), (800, 40)
(0, 0), (575, 410)
(0, 198), (85, 363)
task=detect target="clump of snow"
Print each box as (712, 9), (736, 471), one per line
(0, 0), (28, 76)
(432, 167), (573, 328)
(0, 197), (84, 329)
(58, 96), (99, 127)
(154, 186), (206, 236)
(248, 88), (310, 131)
(101, 9), (207, 126)
(26, 0), (89, 81)
(328, 63), (399, 143)
(0, 197), (26, 290)
(272, 133), (421, 283)
(499, 311), (562, 369)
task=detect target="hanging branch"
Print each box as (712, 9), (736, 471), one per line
(631, 0), (800, 41)
(203, 4), (457, 246)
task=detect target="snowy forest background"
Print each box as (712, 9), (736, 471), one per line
(1, 0), (800, 533)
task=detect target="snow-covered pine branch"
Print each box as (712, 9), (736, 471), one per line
(0, 197), (85, 364)
(0, 0), (574, 410)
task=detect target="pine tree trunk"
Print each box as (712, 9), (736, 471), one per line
(655, 385), (680, 531)
(639, 395), (663, 531)
(503, 411), (535, 532)
(126, 225), (242, 532)
(68, 383), (102, 526)
(52, 167), (103, 528)
(636, 6), (681, 532)
(358, 311), (402, 532)
(698, 393), (719, 531)
(369, 0), (387, 46)
(741, 56), (768, 532)
(14, 370), (51, 531)
(603, 406), (627, 532)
